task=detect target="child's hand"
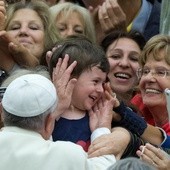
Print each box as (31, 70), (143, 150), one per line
(52, 54), (77, 119)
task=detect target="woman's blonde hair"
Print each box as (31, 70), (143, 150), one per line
(5, 0), (59, 55)
(140, 34), (170, 66)
(50, 2), (96, 43)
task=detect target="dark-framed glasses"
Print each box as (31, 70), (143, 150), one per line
(136, 68), (170, 79)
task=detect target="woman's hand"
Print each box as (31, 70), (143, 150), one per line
(0, 31), (39, 67)
(137, 143), (170, 170)
(89, 82), (118, 132)
(98, 0), (126, 34)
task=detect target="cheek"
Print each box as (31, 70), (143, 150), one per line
(59, 31), (67, 37)
(108, 58), (117, 70)
(131, 63), (140, 74)
(161, 78), (170, 89)
(7, 31), (18, 38)
(36, 32), (45, 44)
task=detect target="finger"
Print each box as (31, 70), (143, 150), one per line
(8, 42), (24, 54)
(109, 0), (126, 29)
(109, 0), (124, 17)
(89, 108), (95, 117)
(88, 135), (114, 157)
(46, 51), (53, 63)
(88, 146), (108, 158)
(105, 0), (114, 20)
(57, 54), (70, 77)
(53, 58), (62, 82)
(98, 97), (104, 110)
(98, 5), (108, 31)
(139, 145), (159, 167)
(0, 31), (11, 42)
(52, 46), (57, 52)
(60, 60), (77, 87)
(0, 2), (6, 15)
(88, 137), (105, 155)
(0, 30), (6, 36)
(145, 143), (167, 160)
(93, 103), (99, 112)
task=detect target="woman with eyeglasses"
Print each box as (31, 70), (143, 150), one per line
(88, 33), (170, 168)
(130, 34), (170, 169)
(132, 34), (170, 138)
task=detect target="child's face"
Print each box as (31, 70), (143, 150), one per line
(71, 65), (107, 111)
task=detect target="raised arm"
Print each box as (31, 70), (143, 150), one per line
(52, 54), (77, 119)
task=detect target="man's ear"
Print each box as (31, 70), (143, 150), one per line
(43, 113), (55, 140)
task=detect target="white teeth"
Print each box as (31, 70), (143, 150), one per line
(145, 89), (161, 94)
(115, 73), (130, 79)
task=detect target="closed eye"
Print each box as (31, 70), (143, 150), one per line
(109, 54), (121, 60)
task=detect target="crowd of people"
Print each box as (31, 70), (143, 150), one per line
(0, 0), (170, 170)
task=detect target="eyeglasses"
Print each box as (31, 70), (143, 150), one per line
(136, 68), (170, 79)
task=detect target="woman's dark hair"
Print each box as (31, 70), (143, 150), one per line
(101, 30), (146, 52)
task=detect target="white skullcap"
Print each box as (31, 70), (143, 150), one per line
(2, 74), (57, 117)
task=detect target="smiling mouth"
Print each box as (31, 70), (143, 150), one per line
(145, 88), (162, 94)
(114, 73), (131, 79)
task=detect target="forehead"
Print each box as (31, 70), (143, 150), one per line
(10, 8), (42, 23)
(108, 38), (141, 51)
(57, 11), (84, 25)
(144, 52), (170, 67)
(80, 65), (107, 79)
(146, 49), (167, 63)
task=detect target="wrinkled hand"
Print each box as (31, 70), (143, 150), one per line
(89, 82), (118, 132)
(46, 47), (57, 67)
(98, 0), (126, 34)
(52, 54), (77, 119)
(104, 81), (121, 122)
(0, 0), (6, 31)
(137, 143), (170, 170)
(0, 31), (39, 67)
(88, 127), (131, 159)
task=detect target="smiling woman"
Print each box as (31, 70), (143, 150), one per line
(101, 30), (146, 104)
(132, 34), (170, 131)
(1, 0), (59, 72)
